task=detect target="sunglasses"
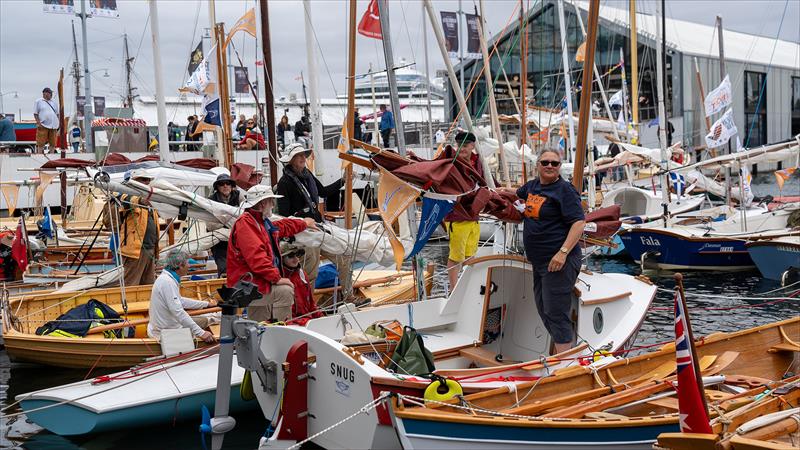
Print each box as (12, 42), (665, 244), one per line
(539, 160), (561, 167)
(284, 249), (305, 258)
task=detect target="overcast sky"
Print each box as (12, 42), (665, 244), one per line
(0, 0), (797, 122)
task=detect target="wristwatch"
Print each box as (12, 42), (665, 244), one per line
(559, 246), (569, 254)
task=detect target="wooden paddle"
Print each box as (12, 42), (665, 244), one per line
(85, 307), (221, 335)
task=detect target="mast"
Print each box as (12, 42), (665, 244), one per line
(423, 0), (495, 188)
(340, 0), (356, 302)
(148, 0), (169, 161)
(693, 57), (713, 134)
(207, 0), (224, 164)
(477, 1), (510, 186)
(655, 0), (670, 224)
(58, 69), (68, 226)
(458, 0), (465, 107)
(214, 23), (234, 167)
(70, 20), (82, 131)
(422, 3), (434, 149)
(619, 47), (630, 141)
(258, 0), (279, 184)
(571, 0), (599, 194)
(123, 33), (136, 110)
(302, 0), (324, 176)
(556, 0), (576, 157)
(370, 65), (379, 145)
(629, 0), (639, 142)
(78, 0), (95, 158)
(519, 1), (527, 182)
(716, 16), (732, 206)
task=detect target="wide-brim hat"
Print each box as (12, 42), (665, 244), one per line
(279, 143), (312, 163)
(241, 184), (283, 209)
(213, 173), (236, 189)
(279, 241), (304, 256)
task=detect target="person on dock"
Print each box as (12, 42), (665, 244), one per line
(275, 143), (343, 286)
(186, 115), (201, 151)
(235, 114), (247, 139)
(107, 170), (160, 287)
(280, 242), (323, 326)
(277, 115), (291, 147)
(33, 87), (59, 154)
(379, 104), (394, 148)
(69, 123), (81, 152)
(236, 118), (266, 150)
(353, 107), (364, 142)
(208, 174), (241, 276)
(514, 149), (585, 355)
(444, 131), (487, 291)
(147, 248), (216, 343)
(0, 113), (15, 144)
(226, 185), (317, 323)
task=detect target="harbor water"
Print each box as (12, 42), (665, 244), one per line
(1, 174), (798, 449)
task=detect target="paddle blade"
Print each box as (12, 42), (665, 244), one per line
(200, 404), (211, 434)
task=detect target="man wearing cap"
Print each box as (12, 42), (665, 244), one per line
(208, 174), (241, 276)
(275, 143), (343, 285)
(227, 184), (318, 323)
(443, 131), (488, 290)
(33, 87), (60, 153)
(105, 170), (160, 286)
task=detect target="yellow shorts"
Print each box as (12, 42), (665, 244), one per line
(446, 221), (480, 263)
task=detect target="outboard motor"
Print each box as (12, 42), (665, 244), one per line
(640, 251), (662, 272)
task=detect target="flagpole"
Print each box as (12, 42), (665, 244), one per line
(655, 0), (670, 226)
(207, 0), (225, 164)
(629, 0), (639, 142)
(422, 2), (434, 151)
(215, 24), (234, 169)
(303, 0), (324, 177)
(674, 273), (711, 419)
(716, 16), (733, 208)
(147, 0), (170, 162)
(57, 69), (68, 227)
(519, 0), (527, 181)
(571, 0), (599, 195)
(258, 0), (279, 184)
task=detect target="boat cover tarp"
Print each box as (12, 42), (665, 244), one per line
(40, 152), (219, 171)
(584, 205), (622, 239)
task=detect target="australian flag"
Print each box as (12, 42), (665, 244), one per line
(669, 172), (685, 198)
(674, 293), (713, 433)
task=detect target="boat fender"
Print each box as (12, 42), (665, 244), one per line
(240, 370), (256, 401)
(593, 349), (612, 362)
(424, 377), (463, 403)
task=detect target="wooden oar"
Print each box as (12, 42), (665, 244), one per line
(313, 271), (414, 295)
(85, 307), (221, 335)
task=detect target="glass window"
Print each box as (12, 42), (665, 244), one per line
(744, 71), (766, 112)
(792, 76), (800, 136)
(744, 71), (767, 146)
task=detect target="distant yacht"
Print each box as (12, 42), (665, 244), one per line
(339, 59), (445, 102)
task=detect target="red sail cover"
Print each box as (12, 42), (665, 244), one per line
(674, 293), (713, 433)
(583, 205), (621, 239)
(357, 0), (382, 39)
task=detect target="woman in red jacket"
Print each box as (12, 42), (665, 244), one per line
(226, 185), (317, 322)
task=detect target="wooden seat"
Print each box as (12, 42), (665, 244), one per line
(459, 346), (504, 367)
(768, 342), (800, 353)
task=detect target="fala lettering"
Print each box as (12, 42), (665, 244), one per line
(330, 362), (355, 383)
(639, 236), (661, 246)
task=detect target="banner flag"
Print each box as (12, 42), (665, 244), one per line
(188, 41), (203, 75)
(674, 292), (713, 433)
(41, 207), (54, 239)
(464, 14), (482, 59)
(224, 8), (257, 48)
(406, 193), (456, 261)
(357, 0), (382, 39)
(575, 41), (586, 62)
(93, 96), (105, 117)
(669, 172), (686, 199)
(43, 0), (74, 14)
(440, 11), (459, 58)
(337, 116), (351, 169)
(705, 108), (737, 149)
(377, 169), (419, 269)
(704, 74), (732, 118)
(89, 0), (119, 18)
(608, 90), (624, 107)
(35, 172), (57, 207)
(234, 66), (250, 94)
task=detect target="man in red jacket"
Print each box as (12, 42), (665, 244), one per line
(280, 242), (324, 326)
(227, 185), (318, 322)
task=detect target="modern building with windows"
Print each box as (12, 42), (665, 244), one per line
(450, 0), (800, 152)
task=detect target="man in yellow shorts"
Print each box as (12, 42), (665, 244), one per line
(444, 131), (488, 290)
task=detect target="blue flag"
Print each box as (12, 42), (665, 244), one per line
(41, 206), (54, 239)
(405, 194), (456, 261)
(202, 97), (221, 126)
(669, 172), (685, 198)
(647, 117), (659, 128)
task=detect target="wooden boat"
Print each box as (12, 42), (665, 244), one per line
(746, 235), (800, 282)
(388, 317), (799, 450)
(655, 377), (800, 450)
(1, 267), (433, 369)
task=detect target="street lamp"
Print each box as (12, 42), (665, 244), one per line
(0, 91), (19, 114)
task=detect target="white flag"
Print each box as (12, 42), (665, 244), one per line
(608, 90), (624, 107)
(704, 75), (732, 117)
(705, 108), (737, 149)
(180, 57), (211, 95)
(617, 110), (625, 130)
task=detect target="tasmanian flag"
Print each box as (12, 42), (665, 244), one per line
(357, 0), (382, 39)
(11, 218), (28, 273)
(674, 293), (712, 433)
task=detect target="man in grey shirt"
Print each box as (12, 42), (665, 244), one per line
(33, 87), (60, 153)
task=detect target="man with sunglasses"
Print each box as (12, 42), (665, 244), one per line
(515, 149), (585, 355)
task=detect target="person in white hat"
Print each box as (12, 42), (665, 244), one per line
(104, 170), (160, 286)
(226, 184), (318, 323)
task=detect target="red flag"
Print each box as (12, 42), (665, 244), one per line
(254, 60), (264, 67)
(357, 0), (382, 39)
(674, 292), (712, 433)
(11, 218), (28, 273)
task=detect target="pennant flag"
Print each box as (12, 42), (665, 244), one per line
(774, 167), (797, 191)
(187, 41), (203, 75)
(704, 74), (732, 118)
(224, 8), (257, 48)
(705, 108), (737, 149)
(35, 172), (57, 207)
(41, 206), (54, 239)
(669, 172), (686, 198)
(357, 0), (382, 39)
(1, 184), (20, 217)
(337, 116), (351, 169)
(674, 292), (713, 434)
(608, 90), (624, 107)
(531, 128), (549, 143)
(377, 169), (419, 269)
(406, 193), (456, 261)
(11, 218), (28, 273)
(575, 41), (586, 62)
(739, 165), (753, 206)
(254, 60), (264, 67)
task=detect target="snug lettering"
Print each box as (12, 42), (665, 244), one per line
(330, 362), (355, 383)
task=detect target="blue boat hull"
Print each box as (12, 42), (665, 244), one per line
(746, 241), (800, 280)
(20, 384), (255, 436)
(621, 229), (755, 271)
